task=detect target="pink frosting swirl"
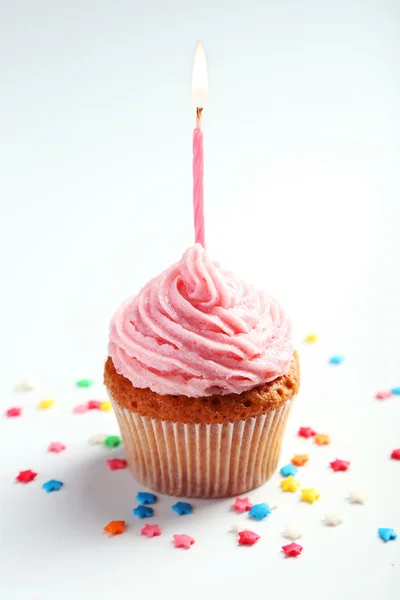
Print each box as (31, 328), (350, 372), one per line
(108, 244), (293, 397)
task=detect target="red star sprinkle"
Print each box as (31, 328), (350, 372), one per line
(106, 458), (127, 471)
(104, 520), (125, 535)
(233, 497), (253, 513)
(375, 390), (392, 400)
(48, 442), (66, 453)
(141, 524), (162, 538)
(6, 407), (22, 418)
(298, 426), (317, 438)
(16, 470), (37, 483)
(173, 534), (195, 549)
(282, 542), (303, 557)
(391, 449), (400, 460)
(87, 400), (102, 410)
(329, 459), (350, 472)
(238, 530), (260, 546)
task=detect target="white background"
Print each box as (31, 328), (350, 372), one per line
(1, 0), (400, 598)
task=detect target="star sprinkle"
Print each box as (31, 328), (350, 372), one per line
(100, 401), (112, 411)
(73, 404), (89, 414)
(280, 476), (300, 492)
(233, 497), (253, 512)
(104, 520), (125, 536)
(265, 497), (279, 510)
(87, 400), (102, 410)
(375, 390), (392, 400)
(249, 503), (271, 520)
(89, 433), (108, 445)
(298, 426), (317, 438)
(280, 464), (298, 477)
(106, 458), (127, 471)
(136, 491), (158, 504)
(283, 525), (303, 540)
(141, 524), (161, 537)
(348, 490), (367, 504)
(291, 454), (309, 466)
(315, 434), (330, 446)
(48, 442), (66, 453)
(324, 513), (343, 526)
(391, 449), (400, 460)
(329, 355), (344, 365)
(391, 387), (400, 395)
(42, 479), (64, 493)
(14, 380), (36, 392)
(330, 459), (350, 472)
(76, 379), (94, 388)
(6, 407), (22, 417)
(38, 399), (54, 410)
(282, 542), (303, 557)
(304, 333), (318, 343)
(238, 530), (260, 545)
(301, 488), (320, 503)
(104, 435), (122, 448)
(378, 528), (397, 542)
(173, 534), (195, 549)
(133, 505), (154, 519)
(231, 521), (254, 533)
(16, 470), (37, 483)
(172, 502), (192, 516)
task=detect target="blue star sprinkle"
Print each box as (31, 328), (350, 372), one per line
(171, 501), (192, 516)
(391, 387), (400, 395)
(136, 491), (158, 505)
(280, 464), (298, 477)
(248, 502), (271, 521)
(133, 505), (154, 519)
(378, 528), (397, 542)
(42, 479), (64, 493)
(329, 355), (345, 365)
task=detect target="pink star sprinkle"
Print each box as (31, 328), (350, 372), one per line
(48, 442), (66, 453)
(16, 470), (37, 483)
(298, 426), (316, 438)
(329, 459), (350, 472)
(375, 390), (392, 400)
(238, 530), (260, 546)
(391, 449), (400, 460)
(282, 542), (303, 557)
(73, 404), (89, 414)
(106, 458), (127, 471)
(173, 534), (195, 549)
(233, 497), (253, 513)
(141, 524), (161, 538)
(6, 407), (22, 418)
(87, 400), (102, 410)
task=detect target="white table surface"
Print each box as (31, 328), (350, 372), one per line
(1, 0), (400, 598)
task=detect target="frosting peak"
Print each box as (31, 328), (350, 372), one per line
(108, 244), (293, 397)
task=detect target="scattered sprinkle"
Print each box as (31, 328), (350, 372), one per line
(48, 442), (66, 453)
(298, 426), (317, 438)
(6, 407), (22, 418)
(280, 476), (300, 493)
(391, 449), (400, 460)
(282, 542), (303, 557)
(291, 454), (309, 466)
(38, 399), (54, 410)
(265, 497), (279, 510)
(231, 521), (254, 533)
(16, 470), (37, 483)
(249, 503), (271, 521)
(348, 490), (367, 504)
(104, 435), (122, 448)
(73, 404), (89, 414)
(329, 355), (344, 365)
(173, 534), (195, 549)
(301, 488), (320, 503)
(99, 401), (112, 412)
(280, 464), (298, 477)
(238, 530), (260, 545)
(133, 505), (154, 519)
(141, 524), (161, 537)
(106, 458), (127, 471)
(391, 387), (400, 395)
(89, 433), (108, 445)
(375, 390), (392, 400)
(304, 333), (318, 343)
(172, 501), (192, 516)
(14, 380), (35, 392)
(233, 497), (253, 513)
(87, 400), (102, 410)
(283, 525), (302, 540)
(329, 459), (350, 472)
(42, 479), (64, 493)
(378, 528), (397, 542)
(315, 434), (330, 446)
(136, 492), (158, 505)
(104, 520), (125, 536)
(76, 379), (94, 388)
(324, 513), (343, 526)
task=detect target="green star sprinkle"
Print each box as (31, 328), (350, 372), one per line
(76, 379), (94, 388)
(104, 435), (122, 448)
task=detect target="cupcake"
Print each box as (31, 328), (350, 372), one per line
(104, 244), (299, 498)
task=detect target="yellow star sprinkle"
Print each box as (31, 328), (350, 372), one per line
(99, 401), (112, 412)
(38, 399), (55, 410)
(304, 333), (318, 343)
(280, 475), (300, 493)
(314, 434), (330, 446)
(301, 488), (320, 503)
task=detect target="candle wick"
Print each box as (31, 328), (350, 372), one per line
(196, 107), (203, 125)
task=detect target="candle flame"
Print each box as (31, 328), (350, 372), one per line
(192, 42), (208, 108)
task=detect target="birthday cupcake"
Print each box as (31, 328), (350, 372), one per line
(104, 244), (299, 498)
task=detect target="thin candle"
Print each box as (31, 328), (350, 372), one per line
(192, 42), (208, 248)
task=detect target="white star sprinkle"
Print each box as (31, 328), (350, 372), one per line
(14, 379), (36, 392)
(88, 433), (108, 445)
(265, 498), (279, 510)
(324, 512), (343, 526)
(231, 521), (252, 533)
(348, 490), (368, 504)
(283, 525), (303, 540)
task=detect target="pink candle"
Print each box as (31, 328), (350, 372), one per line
(192, 42), (208, 248)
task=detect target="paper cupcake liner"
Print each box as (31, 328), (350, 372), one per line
(108, 393), (294, 498)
